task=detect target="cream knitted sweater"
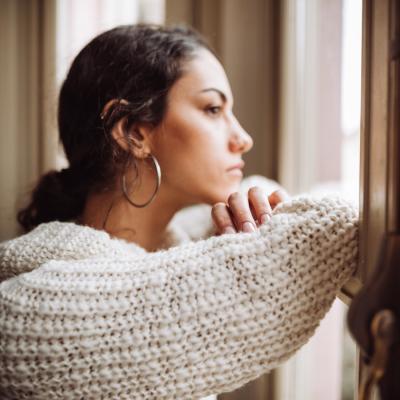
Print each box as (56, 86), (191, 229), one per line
(0, 176), (358, 400)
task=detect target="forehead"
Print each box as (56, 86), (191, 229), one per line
(169, 49), (233, 101)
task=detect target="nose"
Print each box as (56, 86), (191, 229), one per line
(228, 116), (254, 154)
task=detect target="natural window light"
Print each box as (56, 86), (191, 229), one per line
(277, 0), (362, 399)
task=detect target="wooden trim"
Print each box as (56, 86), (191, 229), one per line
(356, 0), (399, 397)
(359, 0), (396, 280)
(358, 0), (372, 282)
(387, 0), (400, 233)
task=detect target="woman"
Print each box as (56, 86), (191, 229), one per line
(0, 24), (358, 399)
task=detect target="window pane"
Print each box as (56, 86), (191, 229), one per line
(277, 0), (362, 398)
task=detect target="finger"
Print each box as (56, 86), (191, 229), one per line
(268, 189), (290, 210)
(227, 192), (257, 233)
(211, 202), (237, 234)
(248, 186), (273, 225)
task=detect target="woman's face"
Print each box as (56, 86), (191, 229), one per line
(150, 48), (253, 207)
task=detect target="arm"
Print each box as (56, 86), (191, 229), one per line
(0, 197), (358, 400)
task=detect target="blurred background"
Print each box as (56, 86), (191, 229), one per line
(0, 0), (362, 399)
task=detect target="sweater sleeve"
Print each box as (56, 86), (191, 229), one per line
(0, 197), (358, 400)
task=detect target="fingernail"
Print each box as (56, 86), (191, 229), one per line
(260, 213), (271, 224)
(223, 226), (236, 234)
(242, 221), (256, 232)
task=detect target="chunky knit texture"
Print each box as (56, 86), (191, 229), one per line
(0, 176), (358, 399)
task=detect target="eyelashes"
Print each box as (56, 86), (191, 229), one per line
(204, 105), (223, 116)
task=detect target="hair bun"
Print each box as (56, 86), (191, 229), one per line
(17, 168), (87, 232)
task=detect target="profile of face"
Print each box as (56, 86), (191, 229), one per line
(148, 48), (254, 207)
(17, 27), (254, 234)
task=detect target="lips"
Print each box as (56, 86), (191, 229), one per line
(227, 160), (245, 171)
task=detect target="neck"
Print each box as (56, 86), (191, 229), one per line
(79, 165), (189, 252)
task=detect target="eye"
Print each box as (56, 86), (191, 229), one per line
(204, 105), (223, 116)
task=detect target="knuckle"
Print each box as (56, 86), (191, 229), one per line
(249, 187), (270, 208)
(212, 202), (226, 210)
(228, 191), (242, 203)
(248, 186), (261, 194)
(248, 187), (266, 200)
(212, 203), (230, 220)
(211, 202), (226, 215)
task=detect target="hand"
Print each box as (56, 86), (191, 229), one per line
(211, 187), (289, 235)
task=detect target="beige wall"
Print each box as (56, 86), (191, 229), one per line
(166, 0), (281, 182)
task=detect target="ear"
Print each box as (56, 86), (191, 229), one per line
(111, 118), (154, 160)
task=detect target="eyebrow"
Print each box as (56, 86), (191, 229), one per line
(199, 88), (228, 103)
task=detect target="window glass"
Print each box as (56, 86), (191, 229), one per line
(277, 0), (362, 398)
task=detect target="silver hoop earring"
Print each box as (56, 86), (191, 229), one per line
(121, 154), (161, 208)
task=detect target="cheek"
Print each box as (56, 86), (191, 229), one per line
(154, 110), (237, 199)
(162, 111), (226, 162)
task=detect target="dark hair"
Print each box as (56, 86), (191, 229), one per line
(18, 24), (213, 232)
